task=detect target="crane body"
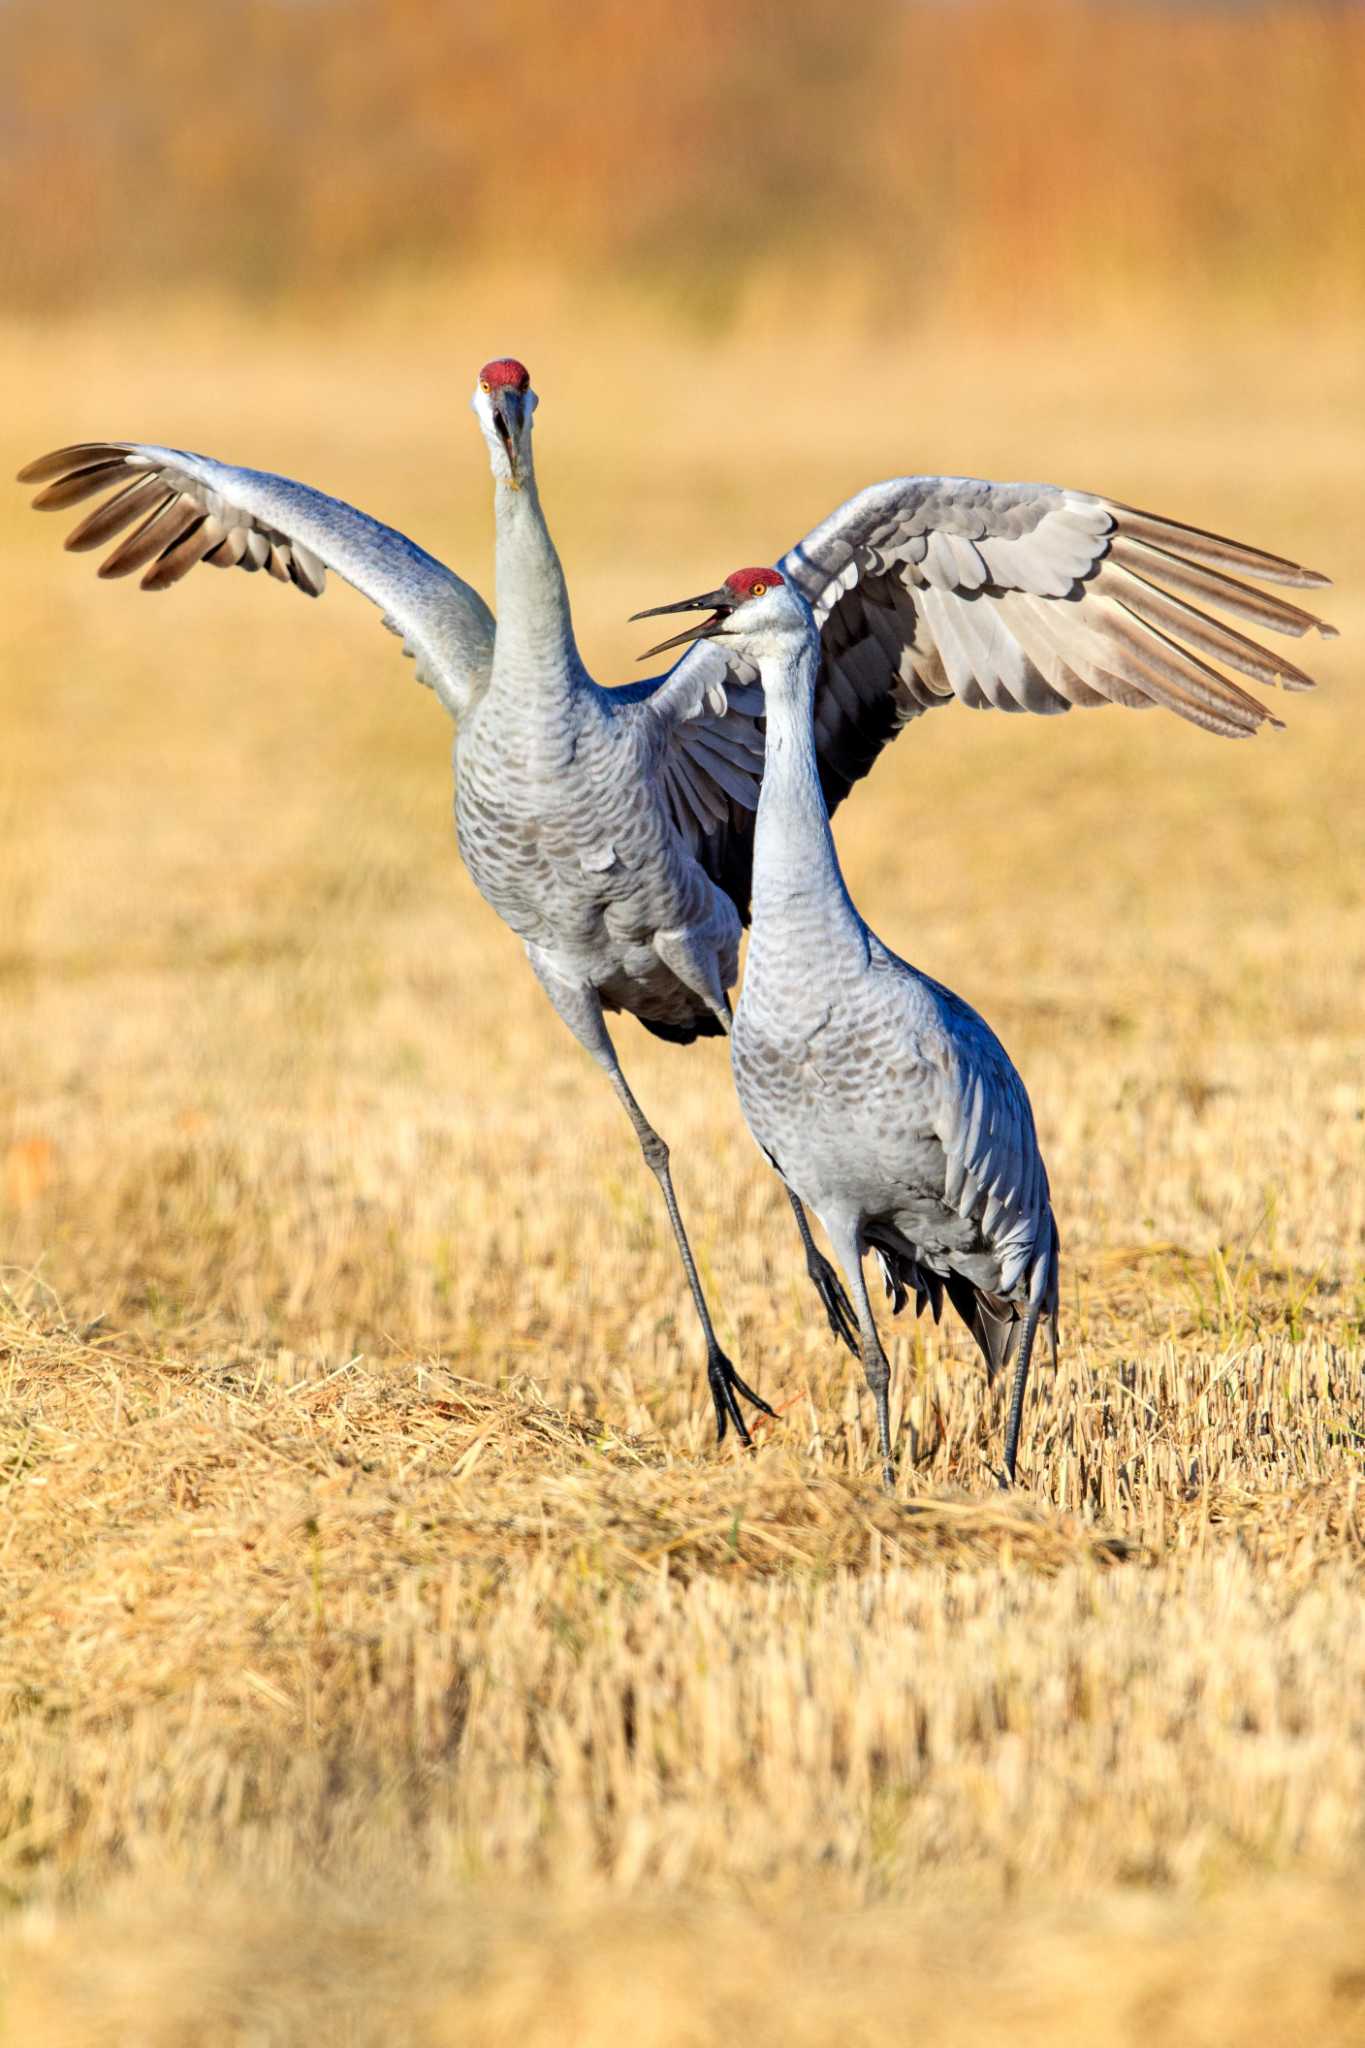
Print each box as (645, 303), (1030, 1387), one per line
(640, 567), (1057, 1484)
(18, 355), (1333, 1463)
(454, 480), (739, 1040)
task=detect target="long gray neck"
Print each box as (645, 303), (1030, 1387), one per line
(489, 457), (584, 692)
(750, 640), (866, 954)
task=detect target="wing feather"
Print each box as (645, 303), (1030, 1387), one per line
(18, 439), (495, 720)
(29, 457), (137, 511)
(625, 471), (1333, 927)
(774, 478), (1332, 806)
(1107, 501), (1329, 587)
(65, 475), (174, 551)
(1106, 535), (1331, 643)
(916, 975), (1055, 1302)
(1097, 561), (1315, 691)
(100, 497), (205, 577)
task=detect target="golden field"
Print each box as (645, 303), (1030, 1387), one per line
(0, 297), (1362, 2044)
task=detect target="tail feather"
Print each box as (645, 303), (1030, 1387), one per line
(870, 1212), (1061, 1389)
(633, 1009), (726, 1046)
(873, 1244), (944, 1323)
(943, 1273), (1019, 1386)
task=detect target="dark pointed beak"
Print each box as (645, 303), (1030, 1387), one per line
(493, 391), (523, 478)
(629, 587), (735, 661)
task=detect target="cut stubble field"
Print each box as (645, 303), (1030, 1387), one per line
(1, 304), (1362, 2043)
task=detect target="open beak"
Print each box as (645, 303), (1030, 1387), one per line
(493, 393), (522, 480)
(629, 587), (735, 661)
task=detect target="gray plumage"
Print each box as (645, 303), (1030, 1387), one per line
(14, 438), (495, 717)
(714, 572), (1058, 1485)
(17, 363), (1333, 1459)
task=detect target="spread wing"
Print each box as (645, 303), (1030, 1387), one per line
(779, 479), (1334, 799)
(612, 641), (767, 916)
(17, 441), (496, 721)
(639, 476), (1335, 913)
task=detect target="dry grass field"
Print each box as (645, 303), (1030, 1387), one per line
(1, 302), (1362, 2042)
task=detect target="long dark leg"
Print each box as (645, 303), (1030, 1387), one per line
(829, 1222), (895, 1491)
(784, 1189), (859, 1355)
(530, 961), (773, 1446)
(1000, 1302), (1043, 1488)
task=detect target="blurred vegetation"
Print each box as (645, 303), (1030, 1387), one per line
(1, 0), (1360, 324)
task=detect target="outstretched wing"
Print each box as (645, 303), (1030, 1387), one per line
(613, 641), (767, 916)
(779, 479), (1334, 805)
(17, 441), (496, 721)
(636, 476), (1335, 913)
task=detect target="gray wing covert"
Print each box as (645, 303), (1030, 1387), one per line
(912, 967), (1055, 1300)
(627, 474), (1334, 922)
(613, 641), (766, 916)
(18, 441), (496, 721)
(779, 476), (1335, 806)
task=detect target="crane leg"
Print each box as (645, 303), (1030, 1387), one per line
(828, 1222), (896, 1492)
(528, 959), (774, 1448)
(784, 1189), (859, 1356)
(999, 1302), (1042, 1489)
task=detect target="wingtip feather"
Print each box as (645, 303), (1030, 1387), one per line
(17, 443), (113, 486)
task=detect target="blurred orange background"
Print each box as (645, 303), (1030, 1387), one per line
(2, 0), (1361, 326)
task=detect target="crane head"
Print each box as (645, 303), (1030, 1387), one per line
(472, 358), (537, 485)
(631, 566), (798, 659)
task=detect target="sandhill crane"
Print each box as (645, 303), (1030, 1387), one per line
(18, 359), (1332, 1456)
(636, 567), (1059, 1486)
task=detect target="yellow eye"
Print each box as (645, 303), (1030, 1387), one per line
(479, 379), (491, 393)
(751, 582), (768, 598)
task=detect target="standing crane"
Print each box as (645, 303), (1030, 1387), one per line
(18, 359), (1333, 1454)
(636, 567), (1058, 1486)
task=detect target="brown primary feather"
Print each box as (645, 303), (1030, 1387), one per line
(15, 439), (1333, 787)
(203, 528), (249, 570)
(18, 446), (330, 604)
(1104, 610), (1275, 735)
(98, 498), (202, 579)
(15, 442), (130, 486)
(31, 459), (131, 511)
(1095, 561), (1317, 691)
(1111, 502), (1329, 589)
(65, 474), (171, 552)
(790, 479), (1336, 788)
(1107, 535), (1334, 645)
(142, 516), (221, 592)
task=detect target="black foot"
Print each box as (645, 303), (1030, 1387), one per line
(880, 1457), (896, 1495)
(708, 1349), (776, 1448)
(806, 1249), (859, 1357)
